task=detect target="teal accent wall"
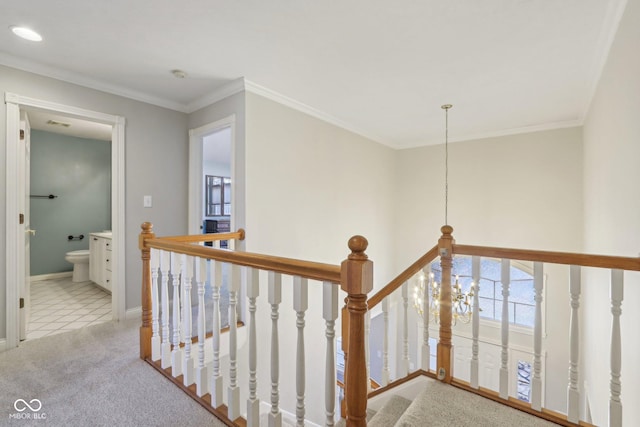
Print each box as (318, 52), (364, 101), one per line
(30, 130), (111, 275)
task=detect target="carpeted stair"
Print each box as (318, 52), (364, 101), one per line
(340, 379), (556, 426)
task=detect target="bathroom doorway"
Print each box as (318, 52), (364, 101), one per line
(5, 93), (126, 349)
(26, 111), (113, 340)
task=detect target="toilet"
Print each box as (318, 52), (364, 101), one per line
(65, 250), (90, 282)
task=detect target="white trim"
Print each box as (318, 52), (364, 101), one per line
(4, 92), (126, 349)
(125, 306), (142, 321)
(5, 99), (20, 349)
(397, 119), (583, 149)
(579, 0), (629, 122)
(257, 401), (322, 427)
(189, 77), (392, 146)
(30, 271), (73, 281)
(243, 79), (390, 146)
(188, 115), (236, 235)
(187, 78), (246, 113)
(0, 53), (188, 113)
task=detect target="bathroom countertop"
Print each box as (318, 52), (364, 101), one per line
(90, 232), (113, 239)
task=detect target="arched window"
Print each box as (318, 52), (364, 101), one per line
(430, 256), (535, 327)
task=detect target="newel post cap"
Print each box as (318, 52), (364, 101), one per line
(341, 235), (374, 295)
(139, 222), (155, 250)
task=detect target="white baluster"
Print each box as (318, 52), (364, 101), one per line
(381, 297), (390, 386)
(268, 271), (282, 427)
(160, 251), (171, 369)
(227, 264), (241, 420)
(365, 310), (371, 392)
(470, 256), (480, 389)
(531, 262), (544, 411)
(170, 253), (184, 377)
(323, 282), (339, 427)
(195, 258), (208, 397)
(499, 259), (510, 399)
(567, 265), (580, 422)
(421, 267), (430, 372)
(247, 267), (260, 427)
(150, 249), (161, 361)
(609, 269), (623, 427)
(182, 256), (194, 386)
(294, 276), (308, 427)
(401, 281), (410, 377)
(210, 260), (223, 408)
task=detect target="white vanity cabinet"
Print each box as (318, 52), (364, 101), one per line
(90, 232), (112, 292)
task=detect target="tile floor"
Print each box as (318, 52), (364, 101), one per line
(27, 275), (112, 340)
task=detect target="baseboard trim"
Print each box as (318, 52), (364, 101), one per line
(125, 306), (142, 320)
(30, 271), (73, 281)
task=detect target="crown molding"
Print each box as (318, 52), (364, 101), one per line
(0, 52), (190, 113)
(579, 0), (628, 122)
(397, 119), (583, 150)
(242, 79), (391, 147)
(186, 77), (247, 113)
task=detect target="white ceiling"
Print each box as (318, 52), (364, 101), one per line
(0, 0), (628, 148)
(27, 110), (112, 141)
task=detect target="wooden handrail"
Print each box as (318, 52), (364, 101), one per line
(145, 237), (341, 283)
(160, 229), (245, 243)
(453, 244), (640, 271)
(368, 245), (439, 309)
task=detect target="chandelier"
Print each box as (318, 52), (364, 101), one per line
(413, 272), (476, 325)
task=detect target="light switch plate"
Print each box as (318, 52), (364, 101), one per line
(143, 195), (152, 208)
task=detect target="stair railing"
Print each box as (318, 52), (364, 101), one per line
(450, 240), (638, 427)
(139, 222), (372, 427)
(365, 225), (639, 427)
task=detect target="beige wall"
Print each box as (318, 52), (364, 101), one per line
(582, 0), (640, 425)
(395, 127), (584, 411)
(243, 92), (396, 423)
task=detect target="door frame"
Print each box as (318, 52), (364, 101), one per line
(4, 92), (126, 348)
(188, 115), (236, 235)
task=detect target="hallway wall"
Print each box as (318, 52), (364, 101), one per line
(0, 65), (189, 340)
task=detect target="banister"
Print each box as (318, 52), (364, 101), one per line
(160, 229), (245, 243)
(368, 245), (439, 309)
(453, 244), (640, 271)
(145, 237), (341, 283)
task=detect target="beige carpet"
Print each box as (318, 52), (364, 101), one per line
(0, 319), (225, 427)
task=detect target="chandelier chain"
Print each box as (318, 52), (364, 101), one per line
(442, 104), (452, 225)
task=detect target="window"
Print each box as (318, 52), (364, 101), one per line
(205, 175), (231, 217)
(517, 360), (532, 402)
(430, 257), (536, 328)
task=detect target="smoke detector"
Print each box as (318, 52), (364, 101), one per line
(171, 69), (188, 79)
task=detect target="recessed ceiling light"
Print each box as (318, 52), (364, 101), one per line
(47, 120), (71, 128)
(10, 26), (43, 42)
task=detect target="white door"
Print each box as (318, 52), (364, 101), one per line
(18, 112), (32, 340)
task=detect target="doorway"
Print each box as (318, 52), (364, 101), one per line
(4, 92), (125, 349)
(26, 111), (113, 340)
(188, 115), (236, 235)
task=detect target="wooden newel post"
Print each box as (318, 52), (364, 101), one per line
(437, 225), (455, 383)
(139, 222), (156, 359)
(341, 235), (373, 427)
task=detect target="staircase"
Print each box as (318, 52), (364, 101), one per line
(350, 376), (556, 427)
